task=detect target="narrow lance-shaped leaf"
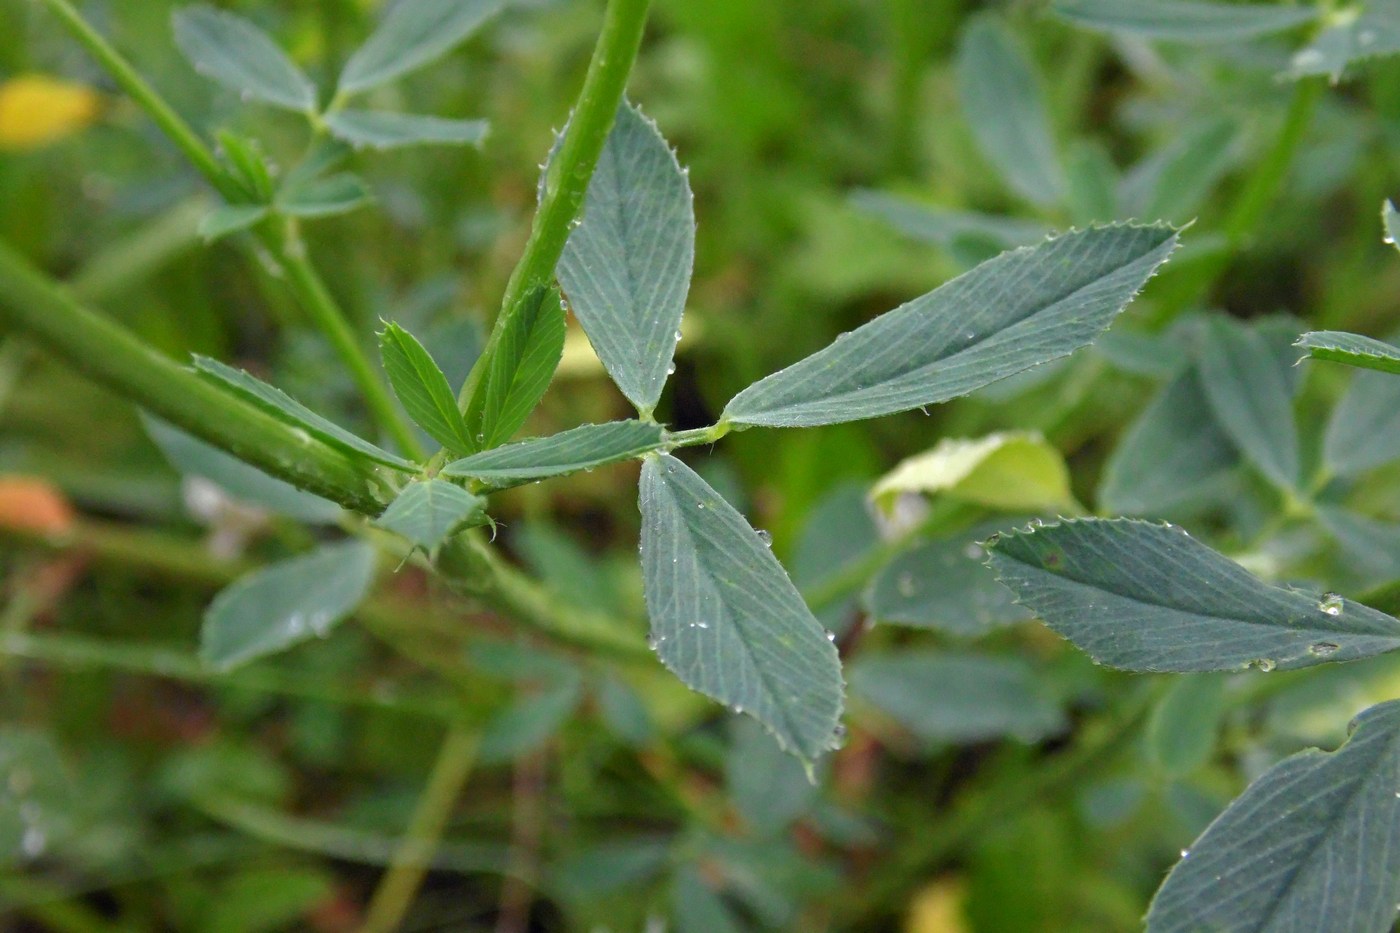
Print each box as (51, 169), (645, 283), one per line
(1196, 317), (1300, 492)
(379, 322), (473, 454)
(723, 223), (1178, 428)
(374, 479), (485, 552)
(639, 454), (844, 763)
(325, 111), (488, 150)
(337, 0), (504, 95)
(1296, 330), (1400, 376)
(986, 517), (1400, 673)
(201, 541), (377, 670)
(462, 284), (566, 451)
(955, 15), (1065, 207)
(172, 6), (318, 112)
(1052, 0), (1320, 43)
(1148, 699), (1400, 933)
(192, 356), (416, 471)
(442, 420), (663, 488)
(557, 102), (695, 414)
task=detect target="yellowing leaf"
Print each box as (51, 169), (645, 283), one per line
(0, 75), (101, 151)
(871, 431), (1074, 514)
(906, 878), (970, 933)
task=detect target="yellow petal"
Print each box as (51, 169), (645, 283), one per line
(0, 74), (102, 151)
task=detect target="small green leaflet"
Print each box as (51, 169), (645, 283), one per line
(1118, 118), (1236, 224)
(217, 131), (276, 201)
(848, 651), (1066, 745)
(850, 189), (1048, 249)
(722, 223), (1178, 428)
(864, 529), (1032, 635)
(1290, 2), (1400, 82)
(1052, 0), (1319, 43)
(462, 284), (566, 451)
(1318, 506), (1400, 585)
(201, 540), (377, 670)
(557, 102), (695, 414)
(374, 479), (485, 552)
(985, 518), (1400, 673)
(442, 420), (663, 488)
(191, 356), (416, 471)
(1196, 317), (1300, 492)
(955, 15), (1064, 207)
(1145, 675), (1226, 776)
(172, 6), (317, 113)
(198, 205), (268, 243)
(325, 111), (489, 150)
(1147, 700), (1400, 933)
(639, 454), (843, 763)
(1296, 330), (1400, 376)
(379, 322), (473, 454)
(337, 0), (504, 95)
(1323, 365), (1400, 478)
(1098, 367), (1238, 516)
(275, 173), (372, 219)
(477, 674), (583, 764)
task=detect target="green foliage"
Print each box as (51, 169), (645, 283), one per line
(1197, 317), (1300, 491)
(1051, 0), (1319, 43)
(336, 0), (504, 95)
(374, 479), (485, 552)
(172, 6), (317, 113)
(378, 322), (474, 454)
(324, 110), (489, 150)
(1296, 330), (1400, 376)
(442, 420), (663, 487)
(461, 284), (567, 450)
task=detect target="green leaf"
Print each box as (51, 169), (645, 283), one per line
(201, 541), (377, 671)
(1196, 317), (1300, 491)
(198, 205), (269, 243)
(477, 675), (583, 764)
(462, 284), (566, 450)
(1052, 0), (1319, 42)
(373, 479), (485, 551)
(557, 102), (695, 414)
(672, 866), (743, 933)
(324, 110), (488, 150)
(1099, 367), (1238, 516)
(1289, 4), (1400, 81)
(639, 454), (843, 762)
(1146, 675), (1227, 776)
(986, 517), (1400, 673)
(1296, 330), (1400, 376)
(723, 223), (1178, 428)
(275, 173), (372, 219)
(337, 0), (504, 95)
(191, 356), (416, 471)
(849, 651), (1066, 745)
(442, 420), (663, 487)
(864, 527), (1032, 635)
(849, 189), (1048, 249)
(1064, 140), (1121, 226)
(1147, 699), (1400, 932)
(1324, 363), (1400, 477)
(172, 6), (317, 112)
(1318, 507), (1400, 586)
(378, 322), (473, 454)
(1118, 118), (1237, 223)
(955, 15), (1064, 206)
(143, 415), (343, 524)
(870, 431), (1074, 514)
(726, 718), (820, 838)
(217, 131), (277, 201)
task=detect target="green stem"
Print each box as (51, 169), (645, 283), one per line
(0, 243), (388, 512)
(359, 728), (479, 933)
(36, 0), (421, 455)
(456, 0), (653, 411)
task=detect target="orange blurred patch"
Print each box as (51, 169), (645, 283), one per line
(0, 476), (76, 535)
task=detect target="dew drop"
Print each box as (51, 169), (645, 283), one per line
(963, 543), (984, 561)
(1318, 593), (1344, 616)
(696, 502), (705, 509)
(674, 330), (683, 341)
(1360, 29), (1377, 46)
(21, 825), (46, 859)
(666, 363), (676, 375)
(755, 529), (773, 547)
(896, 573), (918, 598)
(825, 630), (836, 642)
(1180, 848), (1190, 859)
(1251, 658), (1277, 673)
(1309, 642), (1340, 657)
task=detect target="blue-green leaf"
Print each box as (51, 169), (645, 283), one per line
(1118, 118), (1237, 223)
(723, 224), (1178, 428)
(1099, 367), (1238, 516)
(172, 6), (318, 112)
(198, 205), (268, 243)
(1148, 700), (1400, 933)
(1324, 363), (1400, 477)
(849, 651), (1066, 745)
(1196, 317), (1300, 491)
(639, 454), (843, 762)
(442, 420), (663, 487)
(275, 173), (372, 219)
(378, 322), (473, 454)
(849, 189), (1048, 249)
(1296, 330), (1400, 376)
(1318, 507), (1400, 586)
(1146, 675), (1227, 776)
(201, 541), (377, 670)
(374, 480), (484, 551)
(955, 15), (1064, 206)
(1290, 5), (1400, 81)
(462, 284), (566, 450)
(324, 110), (488, 150)
(476, 674), (583, 764)
(557, 103), (694, 414)
(1053, 0), (1319, 42)
(191, 356), (416, 471)
(986, 517), (1400, 673)
(864, 528), (1032, 635)
(337, 0), (504, 95)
